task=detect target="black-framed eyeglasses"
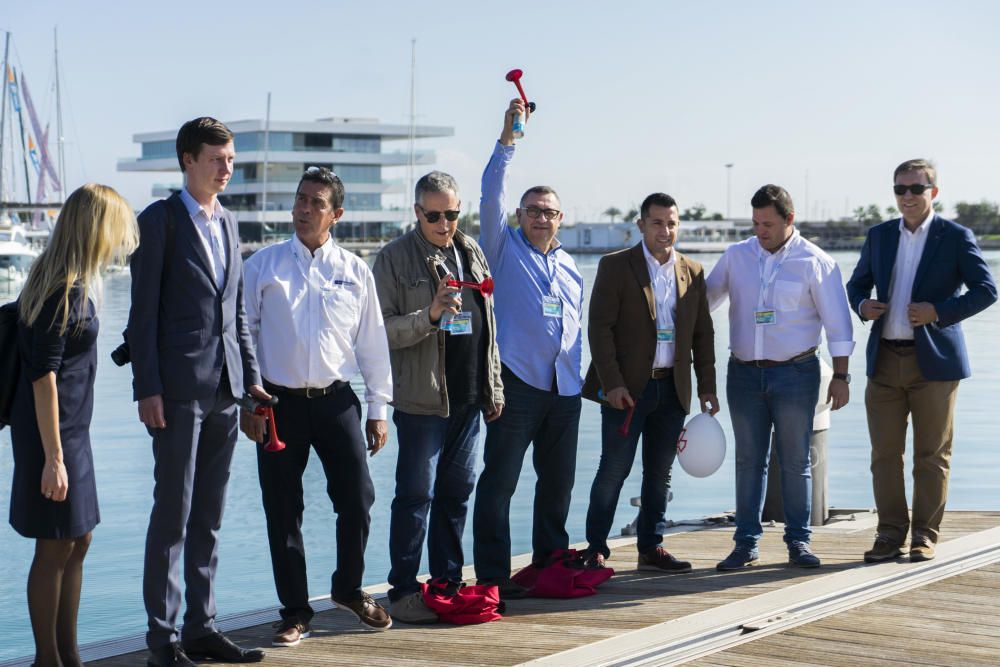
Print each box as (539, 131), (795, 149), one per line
(523, 206), (561, 221)
(417, 204), (460, 223)
(893, 183), (935, 196)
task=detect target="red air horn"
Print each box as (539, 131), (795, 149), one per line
(240, 395), (286, 452)
(505, 69), (537, 112)
(618, 403), (636, 438)
(447, 276), (495, 297)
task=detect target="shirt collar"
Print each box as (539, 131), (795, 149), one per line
(755, 227), (799, 259)
(898, 210), (934, 236)
(291, 233), (334, 261)
(179, 187), (222, 220)
(641, 241), (675, 273)
(517, 227), (562, 256)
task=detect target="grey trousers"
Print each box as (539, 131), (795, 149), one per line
(143, 385), (238, 649)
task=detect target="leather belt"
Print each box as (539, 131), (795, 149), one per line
(881, 339), (916, 348)
(732, 347), (817, 368)
(651, 367), (673, 379)
(264, 379), (349, 398)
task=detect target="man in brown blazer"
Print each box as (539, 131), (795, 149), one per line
(582, 193), (718, 571)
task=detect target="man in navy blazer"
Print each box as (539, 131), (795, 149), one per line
(128, 117), (269, 665)
(846, 158), (996, 564)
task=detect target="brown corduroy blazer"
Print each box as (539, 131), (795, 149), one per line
(582, 243), (716, 413)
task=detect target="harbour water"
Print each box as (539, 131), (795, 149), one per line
(1, 250), (999, 661)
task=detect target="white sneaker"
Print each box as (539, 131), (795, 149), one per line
(388, 591), (438, 624)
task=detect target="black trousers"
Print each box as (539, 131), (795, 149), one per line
(256, 382), (375, 623)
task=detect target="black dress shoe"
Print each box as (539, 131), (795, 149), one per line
(182, 631), (265, 663)
(147, 642), (196, 667)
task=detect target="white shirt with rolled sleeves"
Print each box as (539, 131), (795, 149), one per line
(706, 230), (855, 362)
(243, 234), (393, 420)
(641, 241), (677, 370)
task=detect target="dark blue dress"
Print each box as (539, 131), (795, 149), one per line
(9, 287), (99, 539)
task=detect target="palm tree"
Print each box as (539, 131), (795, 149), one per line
(603, 206), (622, 223)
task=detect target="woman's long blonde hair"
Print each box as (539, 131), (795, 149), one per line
(19, 183), (139, 334)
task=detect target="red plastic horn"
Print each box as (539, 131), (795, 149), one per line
(447, 276), (495, 297)
(617, 403), (636, 438)
(257, 404), (286, 452)
(505, 68), (529, 105)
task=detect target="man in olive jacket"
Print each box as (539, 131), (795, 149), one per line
(581, 192), (717, 572)
(372, 171), (503, 624)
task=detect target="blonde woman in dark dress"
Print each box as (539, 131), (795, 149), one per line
(11, 184), (137, 667)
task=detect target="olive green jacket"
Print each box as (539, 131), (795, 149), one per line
(372, 228), (503, 417)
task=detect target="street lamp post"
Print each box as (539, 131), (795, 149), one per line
(725, 163), (734, 219)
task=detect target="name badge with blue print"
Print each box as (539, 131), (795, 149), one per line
(445, 311), (473, 335)
(754, 309), (777, 325)
(542, 296), (563, 318)
(656, 328), (675, 342)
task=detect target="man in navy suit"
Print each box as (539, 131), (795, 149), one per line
(129, 117), (269, 665)
(847, 159), (996, 564)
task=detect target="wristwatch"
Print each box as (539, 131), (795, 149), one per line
(832, 373), (851, 384)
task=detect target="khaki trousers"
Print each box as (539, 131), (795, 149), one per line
(866, 341), (959, 545)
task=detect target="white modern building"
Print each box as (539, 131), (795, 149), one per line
(118, 117), (454, 242)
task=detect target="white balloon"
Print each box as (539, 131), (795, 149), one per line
(677, 412), (727, 478)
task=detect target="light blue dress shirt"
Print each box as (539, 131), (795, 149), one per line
(479, 141), (584, 395)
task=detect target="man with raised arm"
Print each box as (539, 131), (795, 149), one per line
(472, 98), (584, 598)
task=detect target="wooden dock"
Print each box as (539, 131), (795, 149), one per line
(63, 510), (1000, 666)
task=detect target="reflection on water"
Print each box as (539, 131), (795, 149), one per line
(1, 251), (998, 660)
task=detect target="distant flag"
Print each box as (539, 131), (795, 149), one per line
(7, 66), (21, 113)
(28, 135), (41, 173)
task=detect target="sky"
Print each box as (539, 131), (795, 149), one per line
(2, 0), (999, 224)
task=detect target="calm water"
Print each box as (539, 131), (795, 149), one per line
(1, 250), (999, 660)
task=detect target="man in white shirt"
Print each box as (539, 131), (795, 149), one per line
(847, 159), (996, 563)
(242, 167), (393, 645)
(707, 184), (854, 571)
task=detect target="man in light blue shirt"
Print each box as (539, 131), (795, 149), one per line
(472, 98), (584, 598)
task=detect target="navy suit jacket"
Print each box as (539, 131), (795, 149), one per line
(846, 215), (996, 381)
(128, 193), (260, 401)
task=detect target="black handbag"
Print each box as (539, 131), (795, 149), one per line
(0, 300), (21, 429)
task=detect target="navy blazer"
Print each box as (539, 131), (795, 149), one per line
(128, 193), (261, 401)
(846, 215), (997, 381)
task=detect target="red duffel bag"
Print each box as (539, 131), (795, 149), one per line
(510, 548), (614, 598)
(420, 578), (503, 624)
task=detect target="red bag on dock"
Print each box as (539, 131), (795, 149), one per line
(420, 578), (503, 624)
(511, 548), (614, 598)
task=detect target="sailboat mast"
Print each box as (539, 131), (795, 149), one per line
(406, 38), (416, 228)
(0, 32), (10, 204)
(54, 27), (66, 198)
(12, 68), (32, 203)
(261, 91), (270, 237)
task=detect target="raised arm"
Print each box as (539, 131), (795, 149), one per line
(479, 98), (527, 264)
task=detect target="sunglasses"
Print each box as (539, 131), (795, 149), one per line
(893, 183), (935, 196)
(417, 204), (460, 223)
(523, 206), (561, 221)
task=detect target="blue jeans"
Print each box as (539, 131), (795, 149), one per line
(473, 367), (581, 580)
(387, 405), (480, 601)
(727, 356), (820, 548)
(585, 377), (687, 557)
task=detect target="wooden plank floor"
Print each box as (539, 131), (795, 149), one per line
(88, 511), (1000, 667)
(689, 562), (1000, 667)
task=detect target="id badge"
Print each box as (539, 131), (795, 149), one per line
(447, 311), (473, 335)
(656, 328), (675, 342)
(542, 296), (563, 318)
(754, 309), (777, 325)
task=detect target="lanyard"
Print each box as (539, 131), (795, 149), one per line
(519, 228), (558, 296)
(757, 245), (790, 309)
(651, 261), (675, 328)
(449, 243), (464, 282)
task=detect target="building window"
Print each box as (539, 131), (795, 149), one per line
(344, 193), (380, 210)
(334, 164), (381, 183)
(141, 140), (175, 160)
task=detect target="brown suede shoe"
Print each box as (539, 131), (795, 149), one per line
(638, 546), (692, 573)
(271, 619), (311, 647)
(332, 591), (392, 630)
(910, 535), (936, 562)
(863, 535), (904, 563)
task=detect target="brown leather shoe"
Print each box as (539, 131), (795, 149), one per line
(910, 535), (936, 562)
(863, 535), (904, 563)
(271, 619), (311, 647)
(332, 591), (392, 630)
(638, 546), (692, 573)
